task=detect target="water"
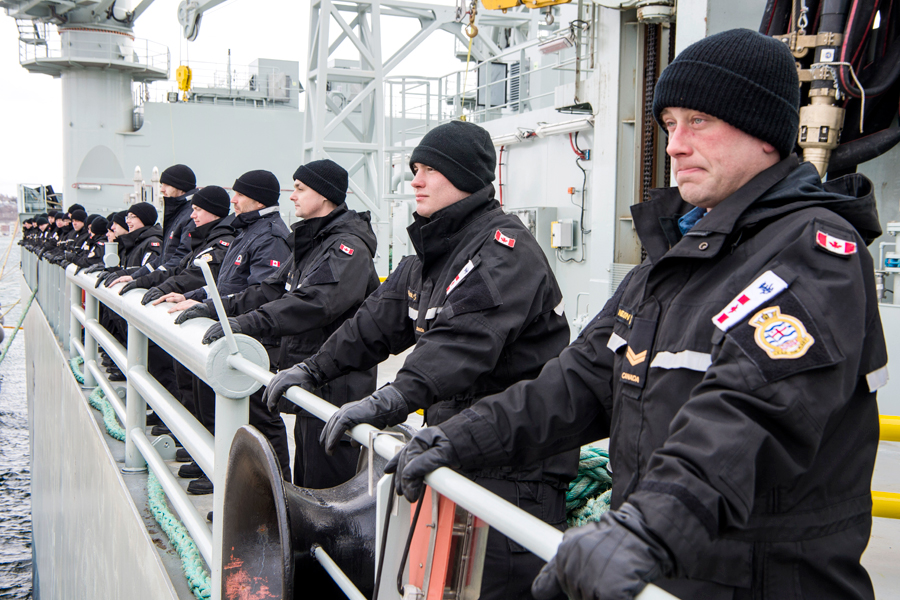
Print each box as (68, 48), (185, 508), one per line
(0, 236), (33, 600)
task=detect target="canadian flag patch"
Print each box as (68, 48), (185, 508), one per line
(494, 230), (516, 248)
(219, 240), (230, 246)
(270, 260), (280, 267)
(151, 242), (160, 247)
(815, 230), (857, 256)
(712, 270), (788, 332)
(340, 244), (354, 256)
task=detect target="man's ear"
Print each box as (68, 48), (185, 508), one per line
(762, 141), (778, 156)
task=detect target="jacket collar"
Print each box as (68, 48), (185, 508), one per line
(633, 155), (799, 264)
(292, 204), (349, 259)
(407, 185), (499, 266)
(233, 205), (279, 230)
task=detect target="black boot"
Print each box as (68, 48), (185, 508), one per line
(175, 448), (192, 462)
(178, 461), (203, 479)
(187, 475), (213, 495)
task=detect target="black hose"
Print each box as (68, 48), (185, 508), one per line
(819, 0), (851, 33)
(827, 127), (900, 172)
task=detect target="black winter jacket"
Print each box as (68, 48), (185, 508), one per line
(117, 225), (163, 268)
(307, 186), (577, 487)
(220, 205), (380, 406)
(185, 206), (290, 301)
(438, 157), (886, 599)
(132, 190), (198, 278)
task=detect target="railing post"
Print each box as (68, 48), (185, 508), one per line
(211, 392), (249, 600)
(60, 265), (71, 350)
(68, 274), (80, 357)
(124, 323), (149, 472)
(83, 293), (98, 388)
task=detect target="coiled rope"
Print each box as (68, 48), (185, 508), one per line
(566, 446), (612, 527)
(67, 358), (211, 599)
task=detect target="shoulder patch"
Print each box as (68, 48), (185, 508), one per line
(150, 242), (160, 247)
(494, 229), (516, 248)
(728, 290), (837, 384)
(219, 240), (230, 246)
(749, 306), (815, 360)
(340, 243), (354, 256)
(815, 230), (857, 256)
(712, 270), (788, 332)
(270, 260), (280, 267)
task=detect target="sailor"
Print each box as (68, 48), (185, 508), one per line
(70, 217), (109, 272)
(95, 203), (163, 286)
(177, 159), (380, 489)
(144, 170), (294, 489)
(263, 121), (576, 600)
(51, 210), (89, 265)
(126, 164), (199, 281)
(385, 29), (887, 600)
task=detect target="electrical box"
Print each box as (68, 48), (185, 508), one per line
(551, 219), (575, 249)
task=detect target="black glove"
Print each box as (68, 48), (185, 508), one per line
(384, 426), (460, 502)
(141, 287), (164, 305)
(531, 503), (673, 600)
(83, 263), (105, 275)
(202, 318), (240, 345)
(320, 386), (409, 455)
(119, 280), (142, 295)
(174, 303), (214, 325)
(101, 270), (125, 287)
(262, 363), (320, 413)
(94, 270), (111, 288)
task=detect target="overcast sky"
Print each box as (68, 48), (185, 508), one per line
(0, 0), (463, 197)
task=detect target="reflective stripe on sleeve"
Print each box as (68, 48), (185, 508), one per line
(867, 365), (889, 393)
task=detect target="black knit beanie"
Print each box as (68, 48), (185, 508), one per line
(90, 217), (109, 236)
(70, 210), (87, 223)
(68, 203), (85, 214)
(36, 217), (48, 227)
(112, 212), (128, 230)
(86, 214), (100, 225)
(48, 210), (58, 219)
(653, 28), (800, 158)
(127, 202), (158, 227)
(292, 160), (349, 205)
(192, 186), (231, 218)
(160, 164), (197, 193)
(409, 120), (496, 193)
(233, 170), (281, 207)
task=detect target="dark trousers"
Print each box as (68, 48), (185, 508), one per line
(193, 374), (292, 483)
(293, 415), (360, 489)
(470, 477), (568, 600)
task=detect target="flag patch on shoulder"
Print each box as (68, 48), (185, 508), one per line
(270, 260), (280, 267)
(340, 244), (354, 255)
(494, 230), (515, 248)
(712, 270), (788, 332)
(150, 242), (160, 247)
(219, 240), (230, 246)
(815, 230), (857, 255)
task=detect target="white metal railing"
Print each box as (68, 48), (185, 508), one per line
(21, 246), (676, 600)
(18, 29), (169, 73)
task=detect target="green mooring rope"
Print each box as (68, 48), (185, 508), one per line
(0, 288), (37, 369)
(566, 446), (613, 527)
(147, 471), (212, 600)
(69, 356), (85, 384)
(67, 358), (211, 599)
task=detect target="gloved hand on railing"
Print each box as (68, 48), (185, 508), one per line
(82, 263), (105, 275)
(530, 503), (673, 600)
(141, 287), (165, 305)
(262, 363), (320, 413)
(174, 302), (216, 325)
(101, 270), (127, 287)
(201, 318), (240, 345)
(119, 280), (142, 295)
(384, 426), (460, 502)
(320, 385), (410, 455)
